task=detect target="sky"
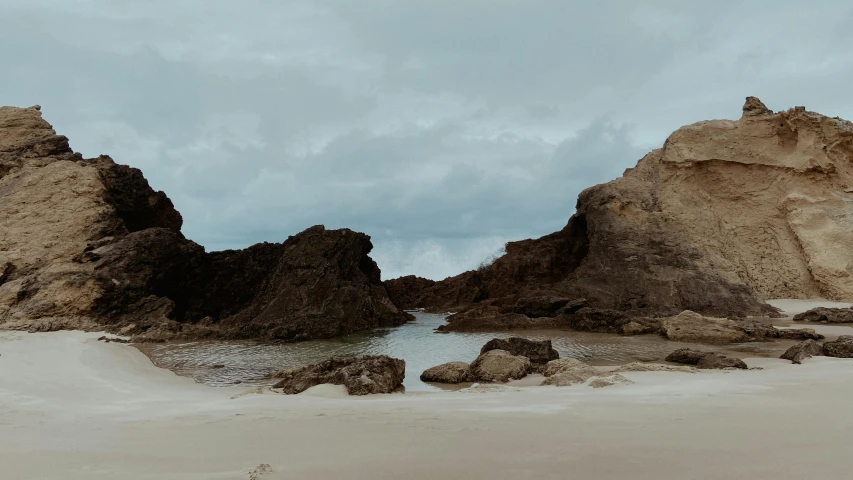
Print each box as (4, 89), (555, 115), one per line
(2, 1), (853, 280)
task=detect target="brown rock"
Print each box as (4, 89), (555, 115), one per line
(793, 307), (853, 323)
(823, 335), (853, 358)
(420, 362), (471, 384)
(696, 354), (748, 370)
(469, 350), (530, 383)
(479, 337), (559, 364)
(271, 355), (405, 395)
(542, 358), (597, 379)
(389, 98), (853, 319)
(661, 311), (749, 344)
(613, 362), (696, 373)
(437, 304), (545, 332)
(665, 348), (713, 365)
(780, 339), (824, 364)
(588, 374), (634, 388)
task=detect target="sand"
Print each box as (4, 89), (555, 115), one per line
(2, 300), (853, 479)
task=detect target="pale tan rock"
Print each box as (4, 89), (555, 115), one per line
(661, 311), (749, 344)
(543, 358), (596, 377)
(613, 362), (696, 373)
(469, 350), (530, 383)
(588, 374), (633, 388)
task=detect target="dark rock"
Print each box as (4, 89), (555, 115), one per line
(793, 307), (853, 323)
(479, 337), (559, 364)
(780, 339), (823, 364)
(271, 355), (406, 395)
(509, 296), (573, 318)
(96, 335), (129, 344)
(823, 335), (853, 358)
(665, 348), (710, 365)
(420, 362), (471, 384)
(469, 350), (530, 382)
(437, 304), (545, 332)
(696, 354), (748, 370)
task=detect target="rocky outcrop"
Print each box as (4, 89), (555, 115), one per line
(780, 339), (824, 364)
(388, 97), (853, 319)
(479, 337), (559, 365)
(665, 348), (747, 369)
(0, 106), (410, 340)
(793, 307), (853, 323)
(660, 310), (822, 344)
(823, 335), (853, 358)
(540, 358), (633, 387)
(270, 355), (406, 395)
(468, 350), (530, 382)
(420, 361), (472, 384)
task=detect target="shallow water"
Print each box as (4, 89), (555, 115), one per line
(137, 312), (801, 391)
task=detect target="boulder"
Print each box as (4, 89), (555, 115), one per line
(420, 361), (471, 384)
(665, 348), (713, 365)
(437, 304), (544, 332)
(793, 307), (853, 323)
(588, 374), (634, 388)
(509, 296), (574, 318)
(696, 354), (748, 370)
(613, 362), (696, 373)
(479, 337), (559, 364)
(661, 311), (749, 343)
(469, 350), (530, 382)
(271, 355), (405, 395)
(540, 358), (598, 386)
(780, 339), (824, 364)
(823, 335), (853, 358)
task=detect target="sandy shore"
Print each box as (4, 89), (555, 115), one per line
(2, 301), (853, 479)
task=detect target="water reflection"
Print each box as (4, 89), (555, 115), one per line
(137, 312), (797, 391)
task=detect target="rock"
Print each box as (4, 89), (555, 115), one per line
(479, 337), (559, 364)
(420, 362), (471, 384)
(588, 374), (634, 388)
(696, 354), (748, 370)
(793, 307), (853, 323)
(620, 321), (652, 336)
(389, 98), (853, 318)
(823, 335), (853, 358)
(271, 355), (405, 395)
(0, 106), (411, 340)
(468, 350), (530, 383)
(509, 296), (573, 318)
(665, 348), (713, 365)
(540, 358), (598, 387)
(437, 304), (546, 332)
(661, 311), (749, 343)
(613, 362), (696, 373)
(96, 336), (130, 344)
(780, 339), (824, 364)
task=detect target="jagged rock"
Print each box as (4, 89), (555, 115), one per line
(823, 335), (853, 358)
(780, 339), (824, 364)
(479, 337), (559, 365)
(389, 98), (853, 318)
(420, 362), (471, 384)
(793, 307), (853, 323)
(696, 354), (748, 370)
(270, 356), (405, 395)
(661, 311), (749, 343)
(0, 106), (410, 340)
(665, 348), (714, 365)
(437, 304), (544, 332)
(613, 362), (696, 373)
(469, 350), (530, 382)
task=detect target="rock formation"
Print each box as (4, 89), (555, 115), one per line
(793, 307), (853, 323)
(420, 361), (472, 384)
(780, 339), (824, 364)
(0, 106), (411, 340)
(270, 355), (406, 395)
(388, 97), (853, 321)
(665, 348), (748, 369)
(823, 335), (853, 358)
(468, 349), (530, 382)
(478, 337), (559, 365)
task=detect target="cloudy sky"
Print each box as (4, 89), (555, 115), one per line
(2, 1), (852, 280)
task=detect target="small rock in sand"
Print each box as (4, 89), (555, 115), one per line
(469, 350), (530, 383)
(420, 361), (471, 384)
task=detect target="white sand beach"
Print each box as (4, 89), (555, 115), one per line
(1, 301), (853, 479)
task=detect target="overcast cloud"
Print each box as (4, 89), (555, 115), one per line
(2, 1), (852, 279)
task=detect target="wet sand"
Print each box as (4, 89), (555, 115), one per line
(1, 299), (852, 479)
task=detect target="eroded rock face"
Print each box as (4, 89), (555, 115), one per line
(793, 307), (853, 323)
(0, 106), (410, 340)
(469, 350), (530, 382)
(665, 348), (747, 369)
(271, 355), (406, 395)
(661, 311), (750, 344)
(420, 361), (471, 384)
(823, 335), (853, 358)
(388, 97), (853, 317)
(780, 339), (824, 364)
(479, 337), (559, 365)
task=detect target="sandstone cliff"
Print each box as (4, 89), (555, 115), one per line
(0, 106), (410, 340)
(387, 97), (853, 319)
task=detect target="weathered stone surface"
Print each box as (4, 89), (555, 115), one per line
(0, 106), (411, 340)
(509, 296), (574, 318)
(479, 337), (559, 364)
(389, 98), (853, 318)
(469, 350), (530, 382)
(420, 362), (471, 384)
(436, 304), (545, 332)
(665, 348), (714, 365)
(823, 335), (853, 358)
(661, 311), (750, 343)
(696, 354), (748, 370)
(613, 362), (696, 373)
(793, 307), (853, 323)
(542, 358), (597, 379)
(780, 339), (824, 364)
(271, 356), (405, 395)
(588, 374), (634, 388)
